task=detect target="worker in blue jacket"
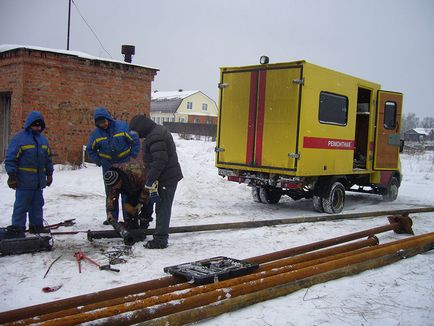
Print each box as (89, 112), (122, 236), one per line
(86, 107), (140, 223)
(5, 111), (54, 235)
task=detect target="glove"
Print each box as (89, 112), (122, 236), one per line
(7, 174), (17, 189)
(145, 180), (160, 204)
(46, 175), (53, 187)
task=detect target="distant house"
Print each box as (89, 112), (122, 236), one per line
(404, 128), (434, 142)
(151, 90), (217, 125)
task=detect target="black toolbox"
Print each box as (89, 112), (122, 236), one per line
(164, 256), (259, 285)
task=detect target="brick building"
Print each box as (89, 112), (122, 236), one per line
(0, 45), (158, 164)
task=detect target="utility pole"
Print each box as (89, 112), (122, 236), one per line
(67, 0), (72, 50)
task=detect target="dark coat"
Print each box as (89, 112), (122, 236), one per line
(5, 111), (54, 189)
(129, 115), (183, 186)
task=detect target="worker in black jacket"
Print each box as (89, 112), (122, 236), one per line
(129, 115), (183, 249)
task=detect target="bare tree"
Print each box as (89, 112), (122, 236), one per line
(421, 117), (434, 128)
(401, 113), (419, 132)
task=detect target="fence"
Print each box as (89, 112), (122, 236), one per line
(163, 122), (217, 140)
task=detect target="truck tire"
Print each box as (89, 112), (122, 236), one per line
(322, 181), (345, 214)
(251, 187), (262, 203)
(382, 176), (399, 202)
(312, 195), (324, 212)
(259, 187), (282, 204)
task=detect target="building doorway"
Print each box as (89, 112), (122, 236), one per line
(0, 93), (12, 162)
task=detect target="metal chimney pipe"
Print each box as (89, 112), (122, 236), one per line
(121, 45), (135, 63)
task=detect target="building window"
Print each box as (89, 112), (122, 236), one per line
(384, 101), (397, 130)
(202, 103), (208, 111)
(156, 117), (160, 124)
(318, 91), (348, 126)
(179, 117), (185, 122)
(187, 102), (193, 110)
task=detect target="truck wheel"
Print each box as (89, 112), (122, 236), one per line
(322, 181), (345, 214)
(312, 196), (324, 212)
(259, 187), (282, 204)
(382, 177), (399, 202)
(251, 187), (262, 203)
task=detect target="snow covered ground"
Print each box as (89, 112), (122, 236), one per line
(0, 136), (433, 325)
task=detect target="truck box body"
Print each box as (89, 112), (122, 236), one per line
(215, 60), (403, 213)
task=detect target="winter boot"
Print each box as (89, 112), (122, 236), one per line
(28, 225), (50, 234)
(0, 225), (26, 240)
(144, 240), (167, 249)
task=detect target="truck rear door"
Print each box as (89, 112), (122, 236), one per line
(216, 66), (302, 171)
(374, 90), (403, 170)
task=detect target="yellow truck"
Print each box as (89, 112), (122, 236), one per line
(215, 58), (403, 213)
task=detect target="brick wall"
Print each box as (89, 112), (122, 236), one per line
(0, 48), (157, 164)
(187, 115), (217, 124)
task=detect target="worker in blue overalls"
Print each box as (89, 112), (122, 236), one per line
(86, 107), (140, 225)
(5, 111), (54, 236)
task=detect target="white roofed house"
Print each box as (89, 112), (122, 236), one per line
(150, 90), (218, 125)
(404, 128), (434, 142)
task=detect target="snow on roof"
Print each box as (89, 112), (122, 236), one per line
(0, 44), (159, 71)
(412, 128), (434, 135)
(152, 90), (199, 100)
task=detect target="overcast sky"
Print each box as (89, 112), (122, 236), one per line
(1, 0), (433, 118)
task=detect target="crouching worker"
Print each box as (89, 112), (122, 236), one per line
(4, 111), (54, 236)
(103, 162), (153, 231)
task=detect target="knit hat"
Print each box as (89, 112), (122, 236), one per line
(103, 170), (120, 186)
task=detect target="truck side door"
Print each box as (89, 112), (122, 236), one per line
(374, 91), (403, 170)
(216, 69), (257, 167)
(216, 66), (302, 171)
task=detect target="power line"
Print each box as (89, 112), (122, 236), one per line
(71, 0), (113, 58)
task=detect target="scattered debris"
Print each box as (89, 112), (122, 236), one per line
(43, 255), (63, 279)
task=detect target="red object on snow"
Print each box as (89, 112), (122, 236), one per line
(42, 285), (62, 293)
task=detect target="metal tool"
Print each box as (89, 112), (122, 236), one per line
(74, 250), (120, 273)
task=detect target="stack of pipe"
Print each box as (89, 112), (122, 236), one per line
(1, 215), (433, 326)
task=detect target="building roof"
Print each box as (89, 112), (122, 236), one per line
(405, 128), (434, 135)
(151, 90), (199, 100)
(151, 98), (183, 114)
(0, 44), (159, 71)
(151, 90), (200, 114)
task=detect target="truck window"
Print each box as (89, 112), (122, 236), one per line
(384, 101), (396, 129)
(318, 92), (348, 126)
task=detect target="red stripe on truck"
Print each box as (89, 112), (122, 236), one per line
(303, 137), (355, 150)
(255, 70), (267, 165)
(246, 71), (258, 165)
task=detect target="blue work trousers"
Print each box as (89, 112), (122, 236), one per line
(12, 188), (44, 229)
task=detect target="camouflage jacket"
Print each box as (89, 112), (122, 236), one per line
(106, 151), (149, 213)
